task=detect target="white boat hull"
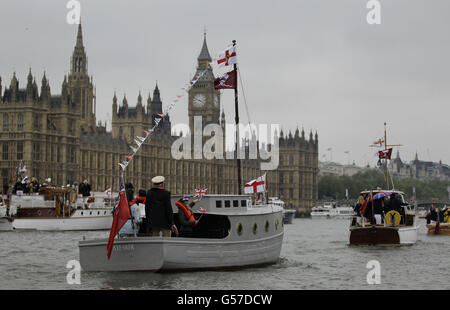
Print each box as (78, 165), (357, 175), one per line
(0, 218), (14, 231)
(13, 215), (112, 231)
(79, 233), (283, 272)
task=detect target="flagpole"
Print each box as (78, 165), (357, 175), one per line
(384, 122), (389, 190)
(233, 40), (243, 195)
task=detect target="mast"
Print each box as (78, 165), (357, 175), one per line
(232, 40), (243, 195)
(383, 122), (402, 190)
(384, 122), (389, 189)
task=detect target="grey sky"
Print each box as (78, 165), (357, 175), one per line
(1, 0), (449, 167)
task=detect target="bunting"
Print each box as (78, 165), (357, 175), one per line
(117, 68), (209, 171)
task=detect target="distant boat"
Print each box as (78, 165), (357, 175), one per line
(79, 195), (284, 272)
(311, 203), (355, 219)
(426, 207), (450, 235)
(0, 203), (15, 231)
(10, 187), (113, 231)
(269, 197), (295, 224)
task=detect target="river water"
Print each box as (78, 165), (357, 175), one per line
(0, 218), (448, 290)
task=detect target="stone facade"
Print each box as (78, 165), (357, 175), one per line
(389, 152), (450, 181)
(0, 24), (319, 211)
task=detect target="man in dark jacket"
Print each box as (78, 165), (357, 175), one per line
(145, 176), (178, 237)
(79, 180), (91, 197)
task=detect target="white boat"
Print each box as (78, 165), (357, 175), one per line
(269, 197), (294, 224)
(349, 190), (419, 246)
(79, 195), (284, 272)
(0, 204), (16, 231)
(11, 187), (113, 231)
(311, 203), (355, 219)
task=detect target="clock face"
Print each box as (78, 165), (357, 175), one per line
(214, 95), (220, 108)
(193, 94), (206, 107)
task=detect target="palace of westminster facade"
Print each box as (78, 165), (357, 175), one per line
(0, 24), (319, 210)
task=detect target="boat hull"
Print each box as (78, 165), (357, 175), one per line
(0, 218), (14, 231)
(427, 223), (450, 235)
(13, 216), (112, 231)
(79, 233), (284, 272)
(283, 211), (295, 224)
(349, 225), (418, 246)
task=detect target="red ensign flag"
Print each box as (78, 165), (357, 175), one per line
(106, 179), (130, 259)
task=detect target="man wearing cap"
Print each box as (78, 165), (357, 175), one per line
(145, 176), (178, 237)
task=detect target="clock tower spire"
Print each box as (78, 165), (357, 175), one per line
(188, 32), (221, 137)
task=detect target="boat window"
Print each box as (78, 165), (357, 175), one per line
(81, 212), (83, 216)
(281, 217), (284, 227)
(104, 211), (107, 215)
(241, 200), (246, 207)
(252, 223), (258, 235)
(225, 201), (231, 208)
(265, 220), (270, 232)
(233, 200), (239, 208)
(173, 213), (231, 239)
(97, 211), (100, 215)
(90, 211), (92, 215)
(237, 223), (243, 236)
(216, 200), (222, 208)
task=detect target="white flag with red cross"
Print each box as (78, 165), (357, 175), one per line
(244, 174), (266, 194)
(217, 45), (237, 67)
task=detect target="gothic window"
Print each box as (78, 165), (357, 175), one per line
(57, 147), (61, 163)
(289, 155), (294, 165)
(33, 143), (41, 161)
(119, 127), (123, 138)
(279, 155), (283, 166)
(130, 127), (134, 140)
(18, 114), (24, 132)
(3, 114), (9, 132)
(279, 172), (284, 184)
(17, 142), (23, 160)
(289, 172), (294, 183)
(2, 143), (8, 160)
(33, 114), (39, 130)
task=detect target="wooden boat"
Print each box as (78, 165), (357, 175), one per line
(10, 187), (113, 231)
(79, 195), (284, 272)
(348, 124), (418, 246)
(349, 190), (418, 245)
(426, 208), (450, 235)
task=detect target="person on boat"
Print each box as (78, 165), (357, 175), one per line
(373, 197), (384, 225)
(135, 189), (146, 205)
(119, 183), (140, 236)
(428, 206), (438, 224)
(79, 180), (92, 197)
(176, 196), (200, 238)
(145, 176), (178, 237)
(353, 195), (364, 226)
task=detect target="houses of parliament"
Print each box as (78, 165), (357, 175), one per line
(0, 23), (319, 211)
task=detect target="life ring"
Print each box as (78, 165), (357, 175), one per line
(384, 210), (402, 226)
(385, 210), (401, 226)
(444, 209), (449, 223)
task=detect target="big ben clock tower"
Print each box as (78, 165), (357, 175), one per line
(188, 33), (221, 136)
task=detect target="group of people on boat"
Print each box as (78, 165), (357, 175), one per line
(353, 192), (408, 226)
(426, 205), (449, 224)
(118, 175), (201, 238)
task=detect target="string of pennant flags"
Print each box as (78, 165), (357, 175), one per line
(118, 68), (209, 171)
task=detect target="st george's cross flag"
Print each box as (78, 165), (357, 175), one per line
(107, 176), (130, 259)
(214, 69), (237, 90)
(217, 45), (237, 67)
(244, 174), (266, 194)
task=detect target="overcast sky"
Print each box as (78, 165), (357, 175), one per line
(1, 0), (449, 167)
